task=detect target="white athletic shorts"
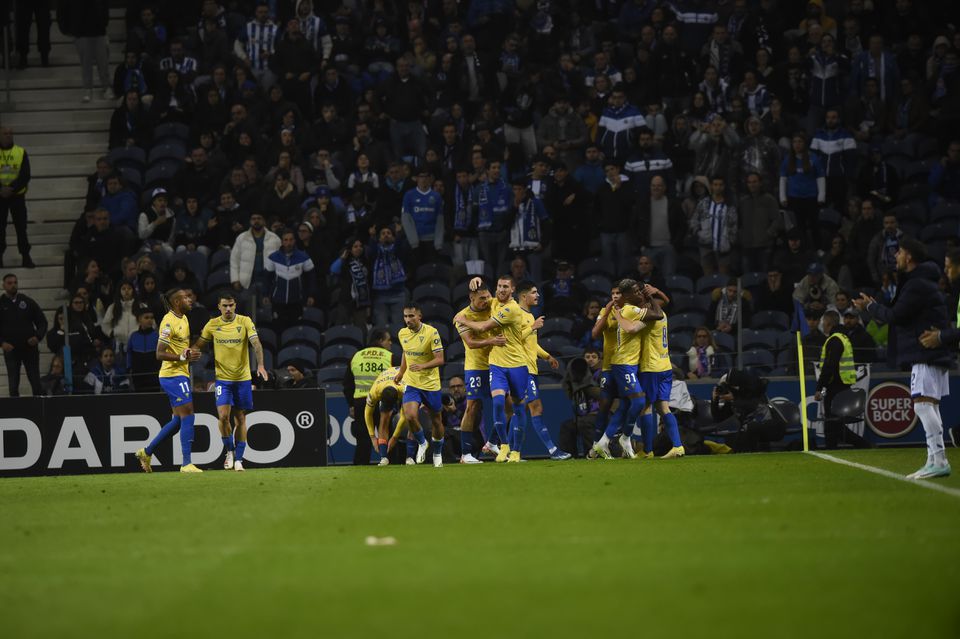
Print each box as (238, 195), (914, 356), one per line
(910, 363), (950, 400)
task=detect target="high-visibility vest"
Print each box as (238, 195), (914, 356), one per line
(0, 146), (26, 195)
(350, 347), (392, 398)
(820, 333), (856, 385)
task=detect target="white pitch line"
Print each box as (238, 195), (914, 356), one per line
(806, 451), (960, 500)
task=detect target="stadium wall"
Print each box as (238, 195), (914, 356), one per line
(0, 390), (327, 477)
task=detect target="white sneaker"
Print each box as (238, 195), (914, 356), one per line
(224, 450), (234, 470)
(102, 87), (115, 100)
(378, 457), (390, 466)
(593, 440), (612, 460)
(618, 434), (636, 459)
(405, 457), (416, 465)
(460, 454), (482, 464)
(433, 454), (443, 468)
(81, 91), (91, 103)
(234, 460), (244, 472)
(481, 442), (500, 457)
(416, 441), (428, 464)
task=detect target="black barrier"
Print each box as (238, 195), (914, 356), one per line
(0, 389), (327, 477)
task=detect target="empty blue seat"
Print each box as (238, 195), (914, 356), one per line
(712, 331), (735, 352)
(581, 275), (613, 296)
(413, 282), (452, 303)
(322, 324), (363, 348)
(671, 312), (706, 333)
(445, 340), (465, 362)
(108, 146), (147, 168)
(148, 142), (186, 165)
(695, 273), (728, 294)
(665, 274), (693, 294)
(205, 268), (230, 291)
(319, 343), (356, 366)
(301, 307), (326, 328)
(209, 248), (231, 271)
(741, 329), (779, 351)
(742, 349), (775, 373)
(540, 317), (573, 338)
(256, 326), (278, 351)
(278, 345), (318, 368)
(315, 364), (347, 384)
(282, 325), (323, 348)
(751, 310), (791, 331)
(577, 256), (616, 278)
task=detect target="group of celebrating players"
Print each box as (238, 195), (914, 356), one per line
(131, 272), (686, 473)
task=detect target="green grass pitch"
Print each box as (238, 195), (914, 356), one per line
(1, 449), (958, 639)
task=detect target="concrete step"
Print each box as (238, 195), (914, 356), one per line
(17, 131), (106, 155)
(6, 220), (74, 237)
(0, 351), (55, 397)
(22, 199), (85, 223)
(25, 177), (88, 201)
(8, 96), (118, 111)
(8, 243), (67, 259)
(0, 109), (113, 133)
(31, 153), (104, 178)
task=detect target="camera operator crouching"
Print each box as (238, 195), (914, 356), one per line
(709, 369), (787, 452)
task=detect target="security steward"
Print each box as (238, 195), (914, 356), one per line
(0, 127), (34, 268)
(815, 310), (871, 449)
(0, 273), (47, 396)
(342, 328), (394, 464)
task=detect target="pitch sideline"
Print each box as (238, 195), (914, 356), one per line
(806, 451), (960, 499)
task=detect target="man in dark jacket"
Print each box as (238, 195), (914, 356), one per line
(269, 19), (316, 116)
(815, 310), (871, 449)
(0, 273), (47, 396)
(378, 57), (428, 160)
(595, 159), (635, 275)
(635, 175), (684, 275)
(855, 238), (952, 479)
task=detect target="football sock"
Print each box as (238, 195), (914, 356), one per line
(593, 406), (609, 443)
(461, 430), (472, 456)
(413, 429), (427, 446)
(639, 413), (656, 453)
(406, 438), (417, 459)
(432, 438), (444, 457)
(378, 439), (388, 459)
(179, 414), (196, 465)
(235, 441), (246, 462)
(221, 436), (234, 451)
(531, 414), (556, 454)
(662, 412), (682, 448)
(914, 401), (946, 466)
(604, 401), (630, 439)
(492, 394), (508, 443)
(510, 406), (525, 450)
(146, 415), (180, 456)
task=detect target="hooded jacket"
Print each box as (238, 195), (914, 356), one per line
(863, 262), (953, 370)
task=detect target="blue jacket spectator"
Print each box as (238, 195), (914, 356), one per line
(474, 171), (512, 233)
(779, 146), (825, 201)
(265, 231), (317, 306)
(624, 128), (676, 199)
(100, 175), (139, 232)
(573, 146), (605, 194)
(596, 89), (642, 161)
(83, 347), (130, 394)
(928, 142), (960, 207)
(401, 173), (444, 251)
(811, 118), (857, 179)
(849, 36), (899, 103)
(808, 39), (847, 109)
(126, 306), (160, 391)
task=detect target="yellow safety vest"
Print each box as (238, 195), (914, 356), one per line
(820, 333), (856, 385)
(0, 146), (26, 195)
(350, 347), (393, 398)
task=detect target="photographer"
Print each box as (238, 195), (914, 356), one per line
(709, 369), (786, 452)
(441, 377), (481, 463)
(559, 349), (603, 458)
(792, 262), (839, 314)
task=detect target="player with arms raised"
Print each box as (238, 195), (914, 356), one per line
(136, 288), (202, 473)
(455, 275), (542, 463)
(395, 304), (446, 467)
(192, 292), (268, 472)
(454, 277), (507, 463)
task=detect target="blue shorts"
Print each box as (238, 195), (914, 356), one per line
(489, 364), (529, 400)
(465, 369), (490, 400)
(159, 376), (192, 407)
(215, 379), (253, 410)
(599, 370), (617, 399)
(611, 364), (641, 398)
(524, 375), (540, 403)
(640, 370), (673, 404)
(403, 385), (442, 412)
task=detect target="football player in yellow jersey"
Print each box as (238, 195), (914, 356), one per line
(629, 282), (685, 459)
(192, 292), (268, 472)
(589, 285), (624, 456)
(394, 304), (446, 467)
(593, 278), (665, 460)
(454, 278), (507, 463)
(364, 366), (418, 466)
(515, 282), (572, 461)
(135, 288), (203, 473)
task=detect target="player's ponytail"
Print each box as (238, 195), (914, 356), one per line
(163, 287), (184, 312)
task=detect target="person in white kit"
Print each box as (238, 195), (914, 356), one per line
(854, 238), (953, 479)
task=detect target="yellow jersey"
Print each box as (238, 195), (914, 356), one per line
(488, 298), (531, 369)
(158, 311), (191, 378)
(520, 308), (550, 374)
(365, 366), (405, 407)
(455, 303), (496, 371)
(611, 305), (648, 366)
(600, 312), (619, 372)
(198, 314), (258, 382)
(639, 311), (671, 373)
(399, 323), (443, 391)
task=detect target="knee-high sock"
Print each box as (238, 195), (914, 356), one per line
(461, 429), (472, 456)
(509, 406), (525, 450)
(914, 402), (946, 465)
(604, 400), (632, 439)
(235, 441), (247, 461)
(492, 394), (508, 444)
(432, 438), (444, 457)
(639, 413), (657, 453)
(593, 406), (609, 443)
(531, 414), (556, 454)
(662, 411), (682, 448)
(221, 436), (234, 451)
(146, 415), (180, 456)
(180, 414), (196, 465)
(412, 428), (427, 445)
(406, 438), (417, 459)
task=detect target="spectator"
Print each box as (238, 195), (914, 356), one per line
(14, 0), (51, 69)
(547, 162), (589, 264)
(808, 33), (846, 116)
(537, 96), (589, 171)
(401, 168), (445, 266)
(700, 23), (744, 83)
(46, 294), (101, 382)
(793, 262), (840, 314)
(596, 85), (641, 162)
(138, 188), (177, 257)
(236, 3), (279, 87)
(108, 90), (152, 150)
(59, 0), (112, 102)
(448, 167), (478, 268)
(367, 225), (409, 328)
(72, 257), (112, 312)
(928, 140), (960, 208)
(284, 360), (317, 389)
(125, 304), (159, 391)
(889, 76), (928, 140)
(690, 175), (738, 276)
(542, 260), (587, 316)
(738, 172), (781, 273)
(810, 109), (857, 211)
(230, 212), (281, 309)
(624, 127), (675, 201)
(264, 229), (316, 331)
(825, 234), (854, 293)
(507, 178), (549, 280)
(842, 308), (877, 363)
(85, 156), (112, 211)
(709, 279), (752, 334)
(0, 127), (35, 268)
(739, 69), (771, 118)
(856, 142), (900, 205)
(178, 147), (222, 208)
(379, 57), (429, 160)
(72, 207), (131, 281)
(690, 114), (740, 187)
(158, 39), (199, 86)
(152, 70), (195, 125)
(595, 159), (634, 275)
(136, 272), (165, 321)
(475, 159), (512, 274)
(270, 19), (316, 116)
(754, 268), (795, 316)
(850, 34), (899, 103)
(735, 115), (781, 194)
(573, 299), (603, 350)
(779, 132), (826, 251)
(112, 49), (155, 105)
(0, 273), (47, 396)
(846, 197), (882, 286)
(100, 173), (139, 233)
(330, 238), (371, 329)
(686, 327), (718, 380)
(573, 144), (605, 195)
(174, 195), (214, 254)
(261, 169), (301, 227)
(40, 354), (66, 396)
(83, 346), (130, 395)
(628, 254), (669, 297)
(101, 281), (139, 356)
(867, 213), (905, 287)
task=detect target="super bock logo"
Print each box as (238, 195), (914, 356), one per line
(865, 382), (917, 439)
